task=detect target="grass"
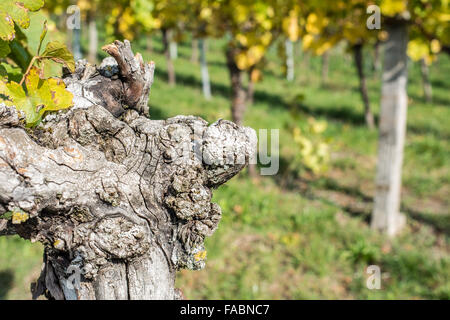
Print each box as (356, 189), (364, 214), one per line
(0, 32), (449, 299)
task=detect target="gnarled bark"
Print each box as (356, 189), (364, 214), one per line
(0, 40), (256, 300)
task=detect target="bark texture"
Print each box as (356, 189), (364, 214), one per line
(373, 41), (381, 72)
(372, 24), (408, 236)
(0, 40), (256, 299)
(226, 48), (247, 126)
(191, 39), (199, 64)
(353, 44), (375, 129)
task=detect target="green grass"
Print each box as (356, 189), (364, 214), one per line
(0, 237), (43, 300)
(0, 33), (449, 299)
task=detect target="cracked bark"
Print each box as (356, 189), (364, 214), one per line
(0, 40), (256, 300)
(353, 43), (375, 130)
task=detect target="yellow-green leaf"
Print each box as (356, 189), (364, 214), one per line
(0, 67), (74, 126)
(0, 11), (15, 41)
(0, 0), (44, 41)
(20, 0), (45, 12)
(41, 41), (75, 72)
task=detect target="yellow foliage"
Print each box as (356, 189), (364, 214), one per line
(315, 41), (333, 56)
(119, 8), (137, 40)
(407, 38), (436, 64)
(430, 39), (441, 54)
(236, 34), (248, 47)
(77, 0), (92, 12)
(235, 52), (249, 70)
(247, 45), (265, 65)
(234, 4), (248, 24)
(260, 32), (272, 46)
(200, 7), (212, 20)
(292, 118), (330, 174)
(380, 0), (408, 17)
(250, 68), (262, 83)
(235, 45), (265, 70)
(283, 10), (300, 42)
(302, 34), (314, 50)
(306, 13), (322, 35)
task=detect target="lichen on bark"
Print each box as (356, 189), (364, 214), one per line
(0, 40), (256, 300)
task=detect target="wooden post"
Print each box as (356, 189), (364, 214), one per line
(72, 28), (82, 61)
(286, 40), (294, 82)
(199, 39), (212, 100)
(372, 23), (408, 237)
(87, 12), (98, 64)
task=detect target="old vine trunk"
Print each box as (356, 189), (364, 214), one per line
(353, 43), (375, 129)
(0, 40), (256, 299)
(225, 48), (247, 126)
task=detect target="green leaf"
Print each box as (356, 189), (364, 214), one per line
(41, 41), (75, 72)
(0, 64), (7, 80)
(7, 39), (33, 71)
(0, 80), (33, 121)
(0, 211), (13, 220)
(20, 0), (45, 12)
(37, 20), (47, 55)
(0, 62), (22, 82)
(8, 25), (33, 71)
(0, 0), (44, 41)
(0, 67), (74, 126)
(0, 39), (10, 57)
